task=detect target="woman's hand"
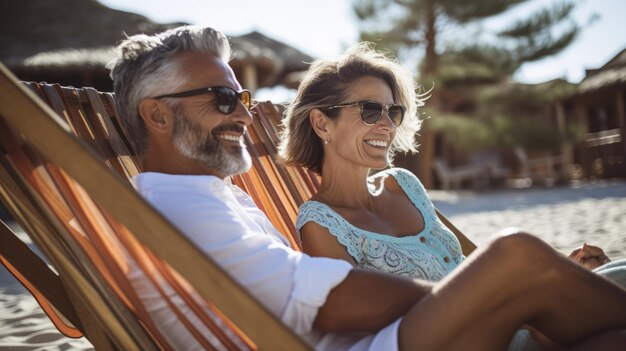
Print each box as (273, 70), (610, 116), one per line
(527, 327), (564, 351)
(568, 243), (611, 270)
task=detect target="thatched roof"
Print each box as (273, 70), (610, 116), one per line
(229, 31), (313, 88)
(578, 48), (626, 94)
(235, 32), (312, 83)
(0, 0), (312, 90)
(0, 0), (182, 66)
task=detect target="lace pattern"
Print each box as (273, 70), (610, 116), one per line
(296, 168), (464, 281)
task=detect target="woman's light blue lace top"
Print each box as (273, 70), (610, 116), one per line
(296, 168), (464, 281)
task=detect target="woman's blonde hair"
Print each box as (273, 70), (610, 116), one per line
(278, 43), (424, 174)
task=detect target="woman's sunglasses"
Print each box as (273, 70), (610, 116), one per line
(324, 100), (405, 127)
(154, 86), (251, 114)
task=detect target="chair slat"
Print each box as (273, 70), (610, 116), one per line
(1, 69), (476, 351)
(0, 219), (83, 336)
(83, 88), (141, 179)
(0, 64), (311, 351)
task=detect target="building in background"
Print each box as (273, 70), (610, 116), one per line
(557, 48), (626, 179)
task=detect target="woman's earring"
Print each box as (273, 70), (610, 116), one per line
(324, 139), (329, 145)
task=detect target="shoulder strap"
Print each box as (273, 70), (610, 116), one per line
(297, 201), (363, 262)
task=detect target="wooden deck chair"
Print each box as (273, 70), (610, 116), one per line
(0, 62), (476, 349)
(0, 63), (310, 350)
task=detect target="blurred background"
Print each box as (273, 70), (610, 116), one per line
(2, 0), (625, 191)
(1, 3), (625, 348)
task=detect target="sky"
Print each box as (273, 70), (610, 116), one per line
(99, 0), (626, 88)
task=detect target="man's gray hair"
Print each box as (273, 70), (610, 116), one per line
(107, 25), (231, 156)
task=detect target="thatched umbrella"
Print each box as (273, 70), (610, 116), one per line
(0, 0), (313, 92)
(1, 0), (181, 90)
(232, 31), (313, 89)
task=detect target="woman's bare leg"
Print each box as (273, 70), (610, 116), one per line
(398, 232), (626, 350)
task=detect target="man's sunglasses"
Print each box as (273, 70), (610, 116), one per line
(324, 100), (405, 127)
(154, 86), (251, 114)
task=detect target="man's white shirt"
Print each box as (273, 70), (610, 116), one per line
(130, 172), (400, 350)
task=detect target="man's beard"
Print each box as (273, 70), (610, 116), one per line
(172, 111), (252, 177)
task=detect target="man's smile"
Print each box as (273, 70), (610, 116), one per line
(217, 133), (243, 143)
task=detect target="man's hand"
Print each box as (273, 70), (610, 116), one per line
(568, 243), (611, 270)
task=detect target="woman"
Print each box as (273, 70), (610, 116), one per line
(278, 43), (626, 349)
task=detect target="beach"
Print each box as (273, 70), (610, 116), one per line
(431, 179), (626, 258)
(1, 180), (626, 350)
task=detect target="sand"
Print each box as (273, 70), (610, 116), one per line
(431, 179), (626, 258)
(1, 179), (625, 350)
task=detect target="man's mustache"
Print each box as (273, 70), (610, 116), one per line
(212, 124), (246, 136)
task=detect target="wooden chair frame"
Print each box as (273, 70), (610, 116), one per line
(0, 61), (475, 349)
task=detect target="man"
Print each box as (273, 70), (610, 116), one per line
(107, 25), (626, 350)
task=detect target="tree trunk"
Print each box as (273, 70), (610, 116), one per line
(416, 123), (435, 188)
(422, 0), (437, 77)
(413, 0), (438, 188)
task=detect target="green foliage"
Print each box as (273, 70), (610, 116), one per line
(429, 113), (584, 152)
(354, 0), (583, 154)
(429, 114), (499, 151)
(492, 115), (583, 151)
(501, 2), (579, 63)
(438, 0), (526, 23)
(499, 2), (575, 38)
(354, 0), (580, 76)
(426, 77), (581, 152)
(436, 59), (500, 85)
(476, 79), (578, 116)
(514, 26), (578, 62)
(354, 0), (430, 51)
(436, 45), (519, 84)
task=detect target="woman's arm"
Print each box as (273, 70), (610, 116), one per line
(300, 221), (357, 266)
